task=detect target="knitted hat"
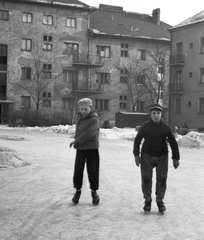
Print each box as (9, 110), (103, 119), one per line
(78, 98), (93, 106)
(150, 103), (163, 112)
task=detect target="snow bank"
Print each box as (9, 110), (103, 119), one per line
(2, 125), (204, 148)
(0, 147), (31, 168)
(178, 131), (204, 148)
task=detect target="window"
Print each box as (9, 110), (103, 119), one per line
(63, 70), (78, 90)
(190, 43), (193, 49)
(42, 92), (51, 98)
(136, 101), (144, 112)
(175, 99), (181, 113)
(97, 46), (110, 58)
(67, 18), (76, 27)
(96, 72), (110, 84)
(95, 99), (109, 111)
(176, 71), (182, 92)
(120, 69), (128, 83)
(22, 39), (32, 51)
(63, 43), (78, 54)
(43, 64), (52, 79)
(62, 98), (73, 109)
(121, 43), (128, 57)
(22, 13), (32, 23)
(43, 15), (53, 25)
(188, 102), (191, 107)
(176, 42), (183, 55)
(137, 49), (146, 61)
(201, 38), (204, 53)
(200, 68), (204, 83)
(42, 100), (51, 107)
(137, 75), (145, 85)
(0, 10), (9, 20)
(119, 95), (127, 109)
(21, 96), (31, 108)
(198, 98), (204, 114)
(43, 35), (52, 51)
(21, 67), (31, 80)
(42, 91), (51, 107)
(0, 44), (7, 71)
(63, 43), (78, 61)
(189, 72), (192, 78)
(0, 73), (6, 100)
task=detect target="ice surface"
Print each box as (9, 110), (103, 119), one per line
(0, 126), (204, 239)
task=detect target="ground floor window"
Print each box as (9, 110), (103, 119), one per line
(95, 99), (109, 111)
(198, 98), (204, 114)
(62, 98), (73, 110)
(119, 95), (127, 109)
(21, 96), (30, 108)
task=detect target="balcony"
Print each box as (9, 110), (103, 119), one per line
(170, 54), (184, 66)
(72, 54), (104, 67)
(71, 83), (104, 95)
(169, 83), (183, 93)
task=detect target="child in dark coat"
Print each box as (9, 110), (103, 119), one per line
(133, 103), (180, 213)
(70, 98), (100, 205)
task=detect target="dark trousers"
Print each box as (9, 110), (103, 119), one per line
(73, 149), (100, 191)
(140, 152), (168, 202)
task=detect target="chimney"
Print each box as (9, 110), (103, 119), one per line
(99, 4), (123, 12)
(152, 8), (160, 25)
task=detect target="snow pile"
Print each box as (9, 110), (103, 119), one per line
(100, 127), (136, 140)
(0, 147), (31, 168)
(178, 131), (204, 148)
(2, 124), (204, 148)
(25, 125), (76, 136)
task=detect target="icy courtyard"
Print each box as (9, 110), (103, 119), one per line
(0, 125), (204, 240)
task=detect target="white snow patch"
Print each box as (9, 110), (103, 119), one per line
(1, 125), (204, 148)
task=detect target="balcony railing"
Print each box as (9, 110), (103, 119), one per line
(169, 83), (183, 93)
(72, 54), (104, 67)
(71, 83), (104, 94)
(170, 54), (184, 65)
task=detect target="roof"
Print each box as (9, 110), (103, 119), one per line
(170, 11), (204, 30)
(10, 0), (90, 9)
(90, 6), (171, 41)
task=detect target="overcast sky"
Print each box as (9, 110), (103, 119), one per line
(83, 0), (204, 26)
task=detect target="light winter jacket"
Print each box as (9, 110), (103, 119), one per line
(74, 111), (100, 150)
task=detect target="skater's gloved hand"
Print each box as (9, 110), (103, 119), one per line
(135, 156), (141, 167)
(173, 159), (180, 169)
(70, 141), (76, 148)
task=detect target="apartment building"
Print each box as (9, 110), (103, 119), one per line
(169, 12), (204, 131)
(0, 0), (94, 125)
(0, 0), (171, 126)
(88, 4), (171, 123)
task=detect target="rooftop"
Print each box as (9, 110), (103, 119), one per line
(90, 4), (171, 41)
(170, 11), (204, 30)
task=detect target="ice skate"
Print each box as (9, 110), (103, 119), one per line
(72, 189), (81, 204)
(157, 201), (166, 214)
(91, 190), (100, 205)
(143, 200), (151, 213)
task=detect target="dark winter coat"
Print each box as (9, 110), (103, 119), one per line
(74, 111), (100, 150)
(133, 119), (180, 160)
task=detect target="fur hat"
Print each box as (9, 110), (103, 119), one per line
(150, 103), (163, 112)
(78, 98), (93, 106)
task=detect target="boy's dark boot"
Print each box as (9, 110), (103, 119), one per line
(143, 200), (152, 212)
(72, 189), (81, 204)
(91, 190), (100, 205)
(157, 201), (166, 213)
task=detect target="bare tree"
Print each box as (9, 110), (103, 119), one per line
(12, 44), (62, 125)
(114, 47), (168, 111)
